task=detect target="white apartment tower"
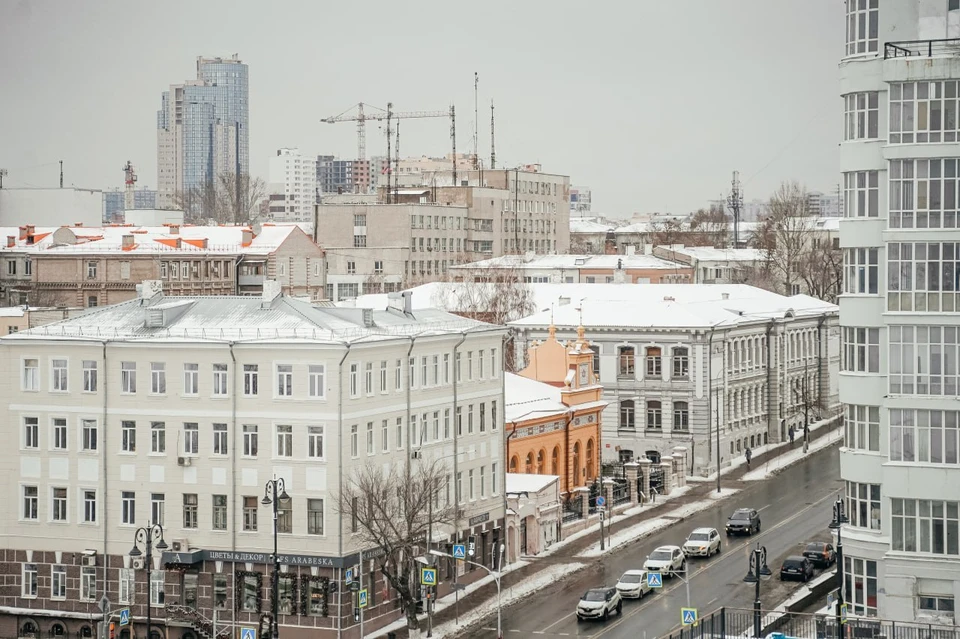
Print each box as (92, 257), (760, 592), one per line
(268, 148), (318, 225)
(839, 0), (960, 624)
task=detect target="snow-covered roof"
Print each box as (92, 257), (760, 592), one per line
(450, 253), (684, 271)
(507, 473), (560, 494)
(504, 373), (567, 422)
(657, 246), (767, 262)
(0, 306), (26, 318)
(569, 218), (614, 234)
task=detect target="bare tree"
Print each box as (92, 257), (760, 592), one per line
(337, 460), (453, 636)
(647, 218), (687, 247)
(433, 265), (536, 326)
(751, 182), (814, 296)
(173, 172), (266, 224)
(798, 240), (843, 303)
(687, 206), (731, 247)
(790, 363), (826, 453)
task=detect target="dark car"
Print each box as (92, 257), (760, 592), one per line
(802, 542), (836, 568)
(780, 556), (815, 582)
(725, 508), (761, 536)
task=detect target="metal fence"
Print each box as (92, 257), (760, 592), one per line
(666, 607), (960, 639)
(885, 38), (960, 59)
(611, 480), (630, 506)
(561, 495), (582, 523)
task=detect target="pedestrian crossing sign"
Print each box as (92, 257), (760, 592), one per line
(240, 628), (257, 639)
(840, 604), (848, 624)
(646, 572), (663, 588)
(358, 589), (368, 609)
(118, 609), (130, 626)
(453, 544), (466, 559)
(420, 567), (438, 586)
(681, 608), (698, 626)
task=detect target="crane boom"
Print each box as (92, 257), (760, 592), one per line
(321, 102), (450, 159)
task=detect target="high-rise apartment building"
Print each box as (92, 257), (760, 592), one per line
(157, 55), (249, 210)
(102, 188), (159, 222)
(267, 148), (318, 224)
(838, 0), (960, 623)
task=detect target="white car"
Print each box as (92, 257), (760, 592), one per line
(643, 545), (685, 575)
(682, 527), (722, 557)
(615, 569), (653, 599)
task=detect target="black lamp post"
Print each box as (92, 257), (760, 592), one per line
(743, 543), (772, 638)
(829, 496), (849, 639)
(262, 478), (290, 639)
(128, 524), (168, 639)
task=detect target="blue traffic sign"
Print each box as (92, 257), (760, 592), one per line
(596, 496), (606, 507)
(118, 609), (130, 626)
(681, 608), (698, 626)
(345, 568), (354, 584)
(646, 572), (663, 588)
(452, 544), (466, 559)
(240, 628), (257, 639)
(421, 567), (438, 586)
(358, 589), (368, 609)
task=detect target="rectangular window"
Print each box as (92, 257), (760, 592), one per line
(396, 417), (403, 450)
(457, 472), (463, 504)
(51, 358), (68, 392)
(469, 469), (475, 500)
(151, 493), (165, 526)
(846, 481), (881, 530)
(366, 422), (374, 454)
(433, 411), (440, 441)
(350, 424), (358, 458)
(119, 568), (135, 605)
(890, 408), (960, 464)
(150, 570), (165, 606)
(350, 363), (359, 396)
(81, 566), (96, 601)
(410, 414), (418, 448)
(892, 498), (960, 556)
(22, 485), (38, 520)
(444, 409), (451, 439)
(456, 352), (462, 382)
(121, 491), (135, 525)
(121, 361), (137, 393)
(443, 354), (450, 384)
(491, 348), (498, 377)
(381, 420), (389, 452)
(480, 465), (486, 498)
(21, 564), (38, 598)
(82, 419), (98, 451)
(421, 356), (428, 387)
(845, 405), (881, 452)
(83, 489), (97, 523)
(182, 494), (198, 529)
(843, 92), (879, 140)
(183, 423), (198, 455)
(890, 81), (960, 145)
(22, 358), (39, 391)
(309, 364), (326, 398)
(919, 595), (955, 615)
(673, 402), (690, 430)
(83, 360), (98, 392)
(618, 346), (635, 377)
(243, 424), (258, 457)
(213, 423), (228, 456)
(278, 502), (292, 534)
(645, 347), (662, 377)
(457, 406), (463, 436)
(121, 421), (136, 453)
(492, 461), (498, 494)
(276, 425), (293, 457)
(380, 360), (388, 393)
(147, 421), (165, 454)
(277, 364), (293, 397)
(243, 496), (258, 531)
(52, 418), (67, 450)
(843, 248), (880, 295)
(889, 325), (960, 394)
(308, 425), (324, 459)
(243, 364), (259, 396)
(843, 170), (879, 218)
(646, 401), (663, 429)
(467, 351), (474, 380)
(183, 363), (198, 395)
(51, 565), (67, 600)
(888, 159), (960, 230)
(86, 261), (98, 279)
(212, 494), (228, 531)
(51, 487), (67, 521)
(308, 498), (324, 535)
(23, 417), (38, 449)
(409, 357), (416, 388)
(887, 241), (960, 311)
(150, 362), (166, 394)
(672, 347), (690, 378)
(396, 359), (402, 391)
(212, 363), (228, 396)
(432, 355), (439, 385)
(214, 574), (228, 609)
(845, 0), (878, 56)
(841, 327), (880, 373)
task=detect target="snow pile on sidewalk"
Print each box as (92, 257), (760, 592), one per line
(709, 487), (740, 499)
(742, 426), (842, 481)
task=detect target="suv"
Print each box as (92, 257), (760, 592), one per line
(576, 587), (623, 621)
(780, 555), (815, 582)
(644, 545), (686, 575)
(802, 542), (836, 568)
(725, 508), (761, 536)
(682, 528), (722, 557)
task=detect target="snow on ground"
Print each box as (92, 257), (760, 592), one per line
(741, 426), (843, 481)
(709, 487), (740, 499)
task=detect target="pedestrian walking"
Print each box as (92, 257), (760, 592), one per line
(789, 425), (796, 446)
(745, 447), (752, 470)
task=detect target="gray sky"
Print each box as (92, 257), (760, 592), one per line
(0, 0), (841, 217)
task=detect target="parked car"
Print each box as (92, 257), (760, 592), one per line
(576, 587), (623, 621)
(780, 556), (815, 582)
(644, 545), (686, 575)
(802, 542), (836, 567)
(615, 569), (653, 599)
(725, 508), (761, 536)
(682, 527), (722, 557)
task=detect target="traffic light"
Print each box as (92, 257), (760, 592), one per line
(353, 608), (360, 623)
(109, 623), (115, 639)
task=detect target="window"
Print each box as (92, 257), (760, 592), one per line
(468, 406), (474, 434)
(243, 364), (259, 396)
(841, 327), (879, 373)
(890, 408), (960, 464)
(150, 570), (165, 606)
(491, 347), (499, 377)
(6, 260), (15, 276)
(887, 242), (960, 311)
(151, 493), (165, 526)
(443, 353), (450, 384)
(410, 414), (419, 447)
(121, 491), (135, 525)
(673, 402), (689, 430)
(432, 355), (439, 385)
(52, 487), (67, 521)
(350, 424), (358, 458)
(892, 498), (960, 556)
(645, 347), (662, 377)
(843, 92), (879, 140)
(845, 404), (880, 452)
(456, 472), (463, 504)
(455, 352), (462, 382)
(308, 498), (324, 535)
(395, 359), (402, 391)
(277, 501), (292, 534)
(52, 418), (67, 450)
(82, 419), (97, 451)
(183, 494), (198, 529)
(309, 364), (325, 398)
(421, 356), (428, 387)
(366, 422), (374, 455)
(121, 421), (136, 452)
(212, 495), (228, 531)
(919, 595), (955, 616)
(121, 362), (136, 393)
(150, 362), (166, 394)
(308, 425), (324, 459)
(86, 261), (98, 279)
(347, 260), (356, 274)
(843, 556), (877, 616)
(890, 81), (960, 145)
(396, 417), (403, 450)
(366, 361), (375, 394)
(374, 260), (384, 274)
(243, 496), (258, 531)
(619, 400), (635, 429)
(183, 363), (198, 395)
(277, 364), (293, 397)
(212, 364), (228, 396)
(213, 423), (228, 455)
(842, 170), (878, 218)
(843, 248), (879, 294)
(82, 360), (98, 392)
(22, 485), (38, 520)
(243, 424), (258, 457)
(646, 400), (663, 429)
(468, 469), (475, 500)
(492, 461), (498, 494)
(845, 0), (878, 55)
(81, 567), (96, 601)
(380, 360), (388, 393)
(890, 325), (960, 394)
(23, 416), (38, 449)
(51, 358), (68, 392)
(22, 358), (38, 391)
(672, 347), (689, 378)
(119, 568), (135, 605)
(183, 423), (198, 455)
(618, 346), (635, 377)
(846, 481), (881, 530)
(22, 564), (38, 597)
(83, 490), (97, 523)
(349, 363), (358, 396)
(276, 425), (293, 457)
(51, 565), (67, 600)
(214, 574), (228, 609)
(480, 465), (486, 498)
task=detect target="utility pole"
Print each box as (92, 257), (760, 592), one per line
(394, 121), (400, 203)
(385, 103), (393, 204)
(473, 72), (479, 170)
(59, 160), (64, 188)
(450, 105), (457, 186)
(727, 171), (743, 248)
(490, 100), (496, 170)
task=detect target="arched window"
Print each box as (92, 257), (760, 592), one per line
(79, 627), (93, 638)
(573, 442), (582, 484)
(536, 449), (545, 474)
(525, 452), (534, 473)
(646, 401), (662, 429)
(20, 622), (37, 639)
(585, 439), (595, 481)
(551, 446), (560, 475)
(51, 624), (65, 637)
(673, 402), (689, 430)
(619, 400), (635, 429)
(509, 455), (519, 472)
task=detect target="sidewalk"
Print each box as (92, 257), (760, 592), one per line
(366, 416), (842, 639)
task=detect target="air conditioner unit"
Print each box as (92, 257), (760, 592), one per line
(132, 557), (145, 570)
(170, 539), (188, 552)
(82, 555), (97, 567)
(177, 456), (191, 467)
(411, 450), (422, 460)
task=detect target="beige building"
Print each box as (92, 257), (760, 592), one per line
(0, 282), (506, 639)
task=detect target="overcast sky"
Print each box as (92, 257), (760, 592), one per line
(0, 0), (841, 217)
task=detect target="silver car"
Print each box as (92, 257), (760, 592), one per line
(615, 570), (653, 599)
(682, 527), (722, 557)
(576, 587), (623, 621)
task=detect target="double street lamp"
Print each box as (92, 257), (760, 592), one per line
(743, 543), (772, 638)
(829, 496), (849, 639)
(431, 545), (506, 639)
(262, 478), (290, 639)
(129, 524), (168, 639)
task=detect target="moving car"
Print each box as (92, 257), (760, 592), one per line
(576, 587), (623, 621)
(615, 569), (653, 599)
(725, 508), (761, 536)
(682, 527), (722, 557)
(779, 555), (815, 582)
(802, 542), (836, 567)
(644, 545), (685, 575)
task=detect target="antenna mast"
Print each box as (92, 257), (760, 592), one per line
(473, 72), (479, 170)
(490, 100), (496, 170)
(385, 103), (393, 204)
(727, 170), (743, 249)
(394, 121), (400, 203)
(59, 160), (63, 188)
(450, 105), (457, 186)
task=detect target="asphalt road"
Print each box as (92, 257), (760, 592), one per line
(463, 443), (842, 639)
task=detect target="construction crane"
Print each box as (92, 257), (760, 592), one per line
(321, 102), (455, 162)
(122, 161), (137, 211)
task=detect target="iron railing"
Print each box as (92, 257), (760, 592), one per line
(611, 481), (630, 506)
(885, 38), (960, 59)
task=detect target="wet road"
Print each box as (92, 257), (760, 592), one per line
(463, 443), (842, 639)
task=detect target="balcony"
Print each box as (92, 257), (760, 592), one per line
(885, 38), (960, 59)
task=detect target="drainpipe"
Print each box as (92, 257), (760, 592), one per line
(228, 342), (237, 552)
(335, 341), (351, 639)
(707, 329), (715, 483)
(100, 340), (109, 630)
(405, 336), (418, 483)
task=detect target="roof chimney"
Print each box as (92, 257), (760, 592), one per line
(241, 228), (254, 246)
(402, 290), (413, 314)
(137, 280), (164, 305)
(722, 292), (730, 300)
(18, 226), (28, 240)
(261, 279), (282, 308)
(25, 225), (35, 235)
(122, 234), (135, 249)
(6, 236), (15, 248)
(169, 224), (180, 235)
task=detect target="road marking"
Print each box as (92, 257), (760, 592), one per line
(589, 489), (840, 639)
(758, 504), (773, 512)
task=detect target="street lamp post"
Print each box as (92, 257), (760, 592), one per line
(128, 524), (168, 639)
(829, 496), (849, 639)
(431, 544), (505, 639)
(262, 478), (290, 639)
(742, 543), (772, 638)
